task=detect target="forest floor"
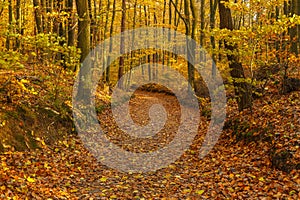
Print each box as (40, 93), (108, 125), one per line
(0, 87), (300, 199)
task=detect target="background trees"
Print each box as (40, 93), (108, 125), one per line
(0, 0), (299, 110)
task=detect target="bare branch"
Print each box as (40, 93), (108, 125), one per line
(170, 0), (187, 26)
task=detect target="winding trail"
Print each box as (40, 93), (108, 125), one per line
(0, 90), (299, 199)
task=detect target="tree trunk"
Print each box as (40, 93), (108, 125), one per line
(67, 0), (75, 47)
(162, 0), (166, 65)
(76, 0), (90, 63)
(106, 0), (116, 84)
(188, 0), (198, 88)
(53, 0), (63, 34)
(210, 0), (217, 77)
(40, 0), (47, 32)
(6, 0), (13, 50)
(168, 0), (173, 63)
(218, 0), (252, 111)
(290, 0), (299, 55)
(102, 0), (110, 82)
(200, 0), (205, 59)
(15, 0), (22, 50)
(88, 0), (95, 47)
(127, 0), (137, 87)
(75, 0), (91, 102)
(118, 0), (126, 88)
(183, 0), (192, 85)
(33, 0), (43, 34)
(144, 5), (151, 81)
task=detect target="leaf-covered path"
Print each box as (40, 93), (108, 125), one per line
(1, 90), (299, 199)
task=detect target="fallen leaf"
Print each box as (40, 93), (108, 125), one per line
(195, 190), (205, 195)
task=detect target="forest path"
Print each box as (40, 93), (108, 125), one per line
(0, 90), (299, 199)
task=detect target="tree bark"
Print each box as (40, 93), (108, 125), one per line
(218, 0), (252, 111)
(15, 0), (22, 50)
(210, 0), (217, 77)
(106, 0), (116, 83)
(33, 0), (43, 34)
(188, 0), (198, 88)
(76, 0), (90, 63)
(290, 0), (299, 55)
(6, 0), (13, 50)
(75, 0), (91, 102)
(67, 0), (75, 47)
(118, 0), (126, 88)
(200, 0), (205, 52)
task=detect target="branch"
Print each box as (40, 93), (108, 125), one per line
(0, 0), (5, 16)
(170, 0), (187, 26)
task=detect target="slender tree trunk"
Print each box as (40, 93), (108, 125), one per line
(127, 0), (137, 88)
(33, 0), (43, 34)
(106, 0), (116, 84)
(274, 6), (280, 63)
(102, 0), (110, 81)
(189, 0), (198, 88)
(15, 0), (22, 50)
(47, 0), (54, 33)
(168, 0), (173, 63)
(184, 0), (193, 87)
(118, 0), (126, 88)
(162, 0), (166, 65)
(173, 0), (182, 61)
(67, 0), (75, 47)
(153, 12), (158, 80)
(210, 0), (217, 77)
(6, 0), (13, 50)
(144, 5), (151, 80)
(200, 0), (205, 56)
(53, 0), (62, 34)
(75, 0), (91, 101)
(40, 0), (47, 31)
(88, 0), (95, 47)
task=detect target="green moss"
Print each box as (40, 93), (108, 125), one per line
(13, 133), (27, 151)
(96, 104), (107, 114)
